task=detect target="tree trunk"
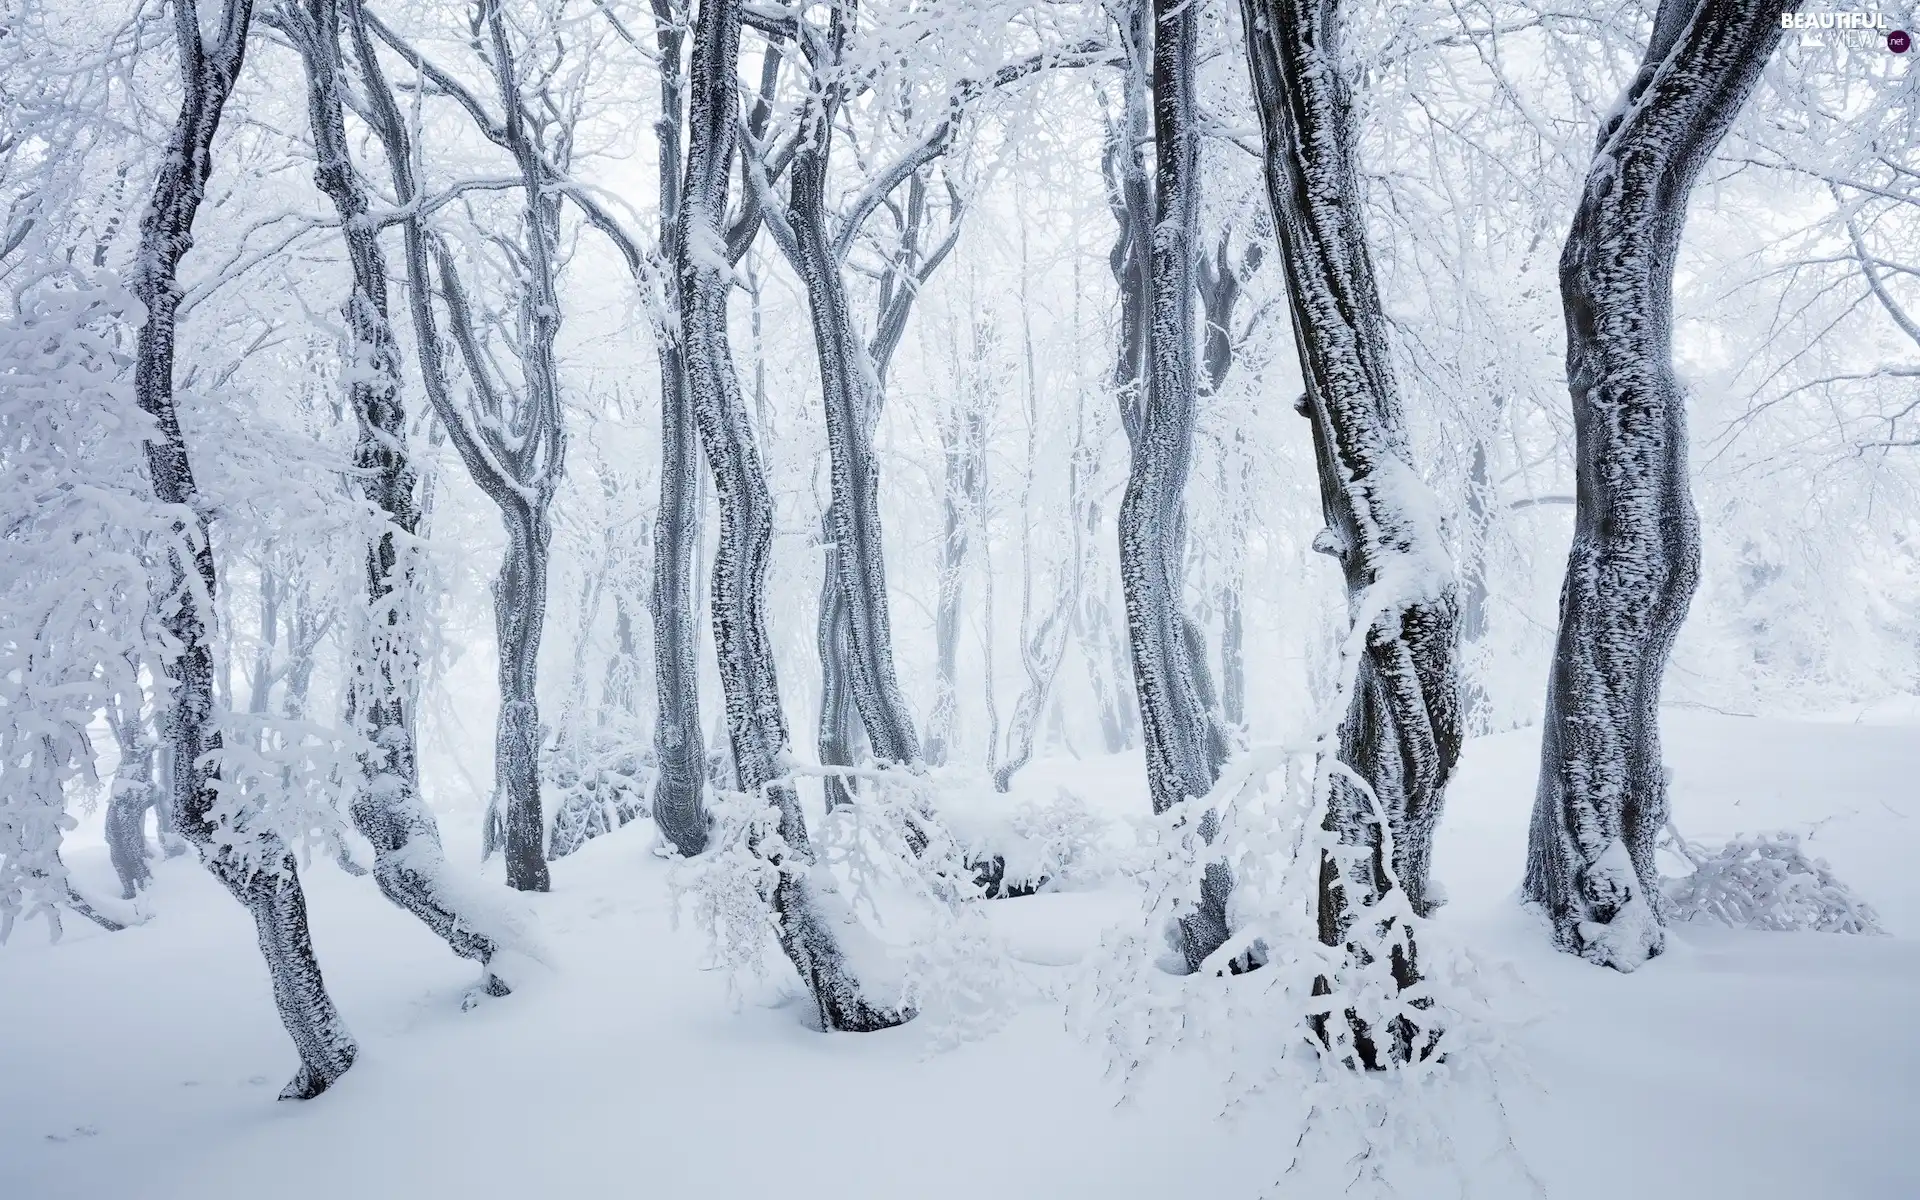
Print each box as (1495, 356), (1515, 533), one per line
(132, 0), (356, 1100)
(1198, 239), (1256, 732)
(648, 0), (711, 859)
(288, 0), (510, 985)
(104, 662), (158, 899)
(780, 14), (923, 782)
(1242, 0), (1465, 1066)
(679, 0), (907, 1032)
(1113, 0), (1230, 972)
(926, 322), (989, 767)
(1525, 0), (1793, 970)
(491, 496), (553, 890)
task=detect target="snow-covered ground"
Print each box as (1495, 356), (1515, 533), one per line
(3, 709), (1915, 1199)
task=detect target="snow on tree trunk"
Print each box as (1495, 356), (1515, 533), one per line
(285, 0), (510, 988)
(780, 23), (923, 783)
(351, 0), (566, 893)
(679, 0), (906, 1032)
(1113, 0), (1231, 971)
(104, 667), (158, 899)
(131, 0), (356, 1099)
(648, 0), (711, 859)
(1240, 0), (1466, 1063)
(1525, 0), (1795, 971)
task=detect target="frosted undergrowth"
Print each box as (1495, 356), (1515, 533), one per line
(1077, 560), (1538, 1196)
(672, 762), (1029, 1047)
(938, 780), (1114, 894)
(1661, 822), (1885, 935)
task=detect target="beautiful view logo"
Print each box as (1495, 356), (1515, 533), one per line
(1781, 10), (1913, 50)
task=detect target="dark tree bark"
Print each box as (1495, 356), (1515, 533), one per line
(131, 0), (356, 1099)
(1525, 0), (1795, 970)
(679, 0), (906, 1032)
(282, 0), (508, 985)
(1242, 0), (1465, 1066)
(1112, 0), (1231, 972)
(646, 0), (711, 858)
(754, 4), (929, 795)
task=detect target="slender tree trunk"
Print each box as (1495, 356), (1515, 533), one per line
(1198, 238), (1256, 731)
(1525, 0), (1793, 970)
(1242, 0), (1466, 1065)
(288, 0), (510, 985)
(926, 320), (989, 767)
(679, 0), (906, 1032)
(994, 296), (1082, 791)
(780, 15), (923, 783)
(1114, 0), (1230, 972)
(648, 0), (711, 858)
(132, 0), (356, 1100)
(104, 666), (158, 899)
(490, 496), (553, 890)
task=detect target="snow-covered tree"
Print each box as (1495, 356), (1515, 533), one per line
(1524, 0), (1799, 971)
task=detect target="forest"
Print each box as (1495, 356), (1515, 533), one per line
(1, 0), (1915, 1195)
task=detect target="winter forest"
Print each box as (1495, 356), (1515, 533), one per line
(1, 0), (1916, 1194)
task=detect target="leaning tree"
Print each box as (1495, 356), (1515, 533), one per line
(274, 0), (512, 990)
(131, 0), (357, 1098)
(1524, 0), (1799, 970)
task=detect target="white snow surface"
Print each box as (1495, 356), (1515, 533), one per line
(3, 709), (1916, 1198)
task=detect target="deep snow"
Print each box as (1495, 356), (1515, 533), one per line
(2, 708), (1915, 1198)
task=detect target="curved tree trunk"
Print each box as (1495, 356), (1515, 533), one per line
(286, 0), (509, 988)
(1242, 0), (1465, 1066)
(1525, 0), (1793, 971)
(1114, 0), (1230, 972)
(647, 0), (711, 858)
(132, 0), (355, 1100)
(783, 31), (924, 783)
(352, 0), (564, 893)
(680, 0), (907, 1032)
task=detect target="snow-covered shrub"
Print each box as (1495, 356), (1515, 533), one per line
(672, 762), (1025, 1043)
(0, 260), (170, 940)
(936, 782), (1110, 897)
(1661, 823), (1885, 935)
(1078, 571), (1532, 1192)
(544, 736), (651, 860)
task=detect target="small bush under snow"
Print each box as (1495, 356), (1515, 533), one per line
(1660, 823), (1885, 935)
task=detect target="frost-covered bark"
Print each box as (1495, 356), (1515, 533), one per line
(994, 271), (1085, 793)
(131, 0), (356, 1099)
(761, 4), (925, 786)
(104, 662), (158, 899)
(1241, 0), (1465, 1060)
(679, 0), (905, 1032)
(647, 0), (710, 858)
(1525, 0), (1795, 970)
(284, 0), (507, 984)
(1113, 0), (1230, 970)
(351, 0), (565, 892)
